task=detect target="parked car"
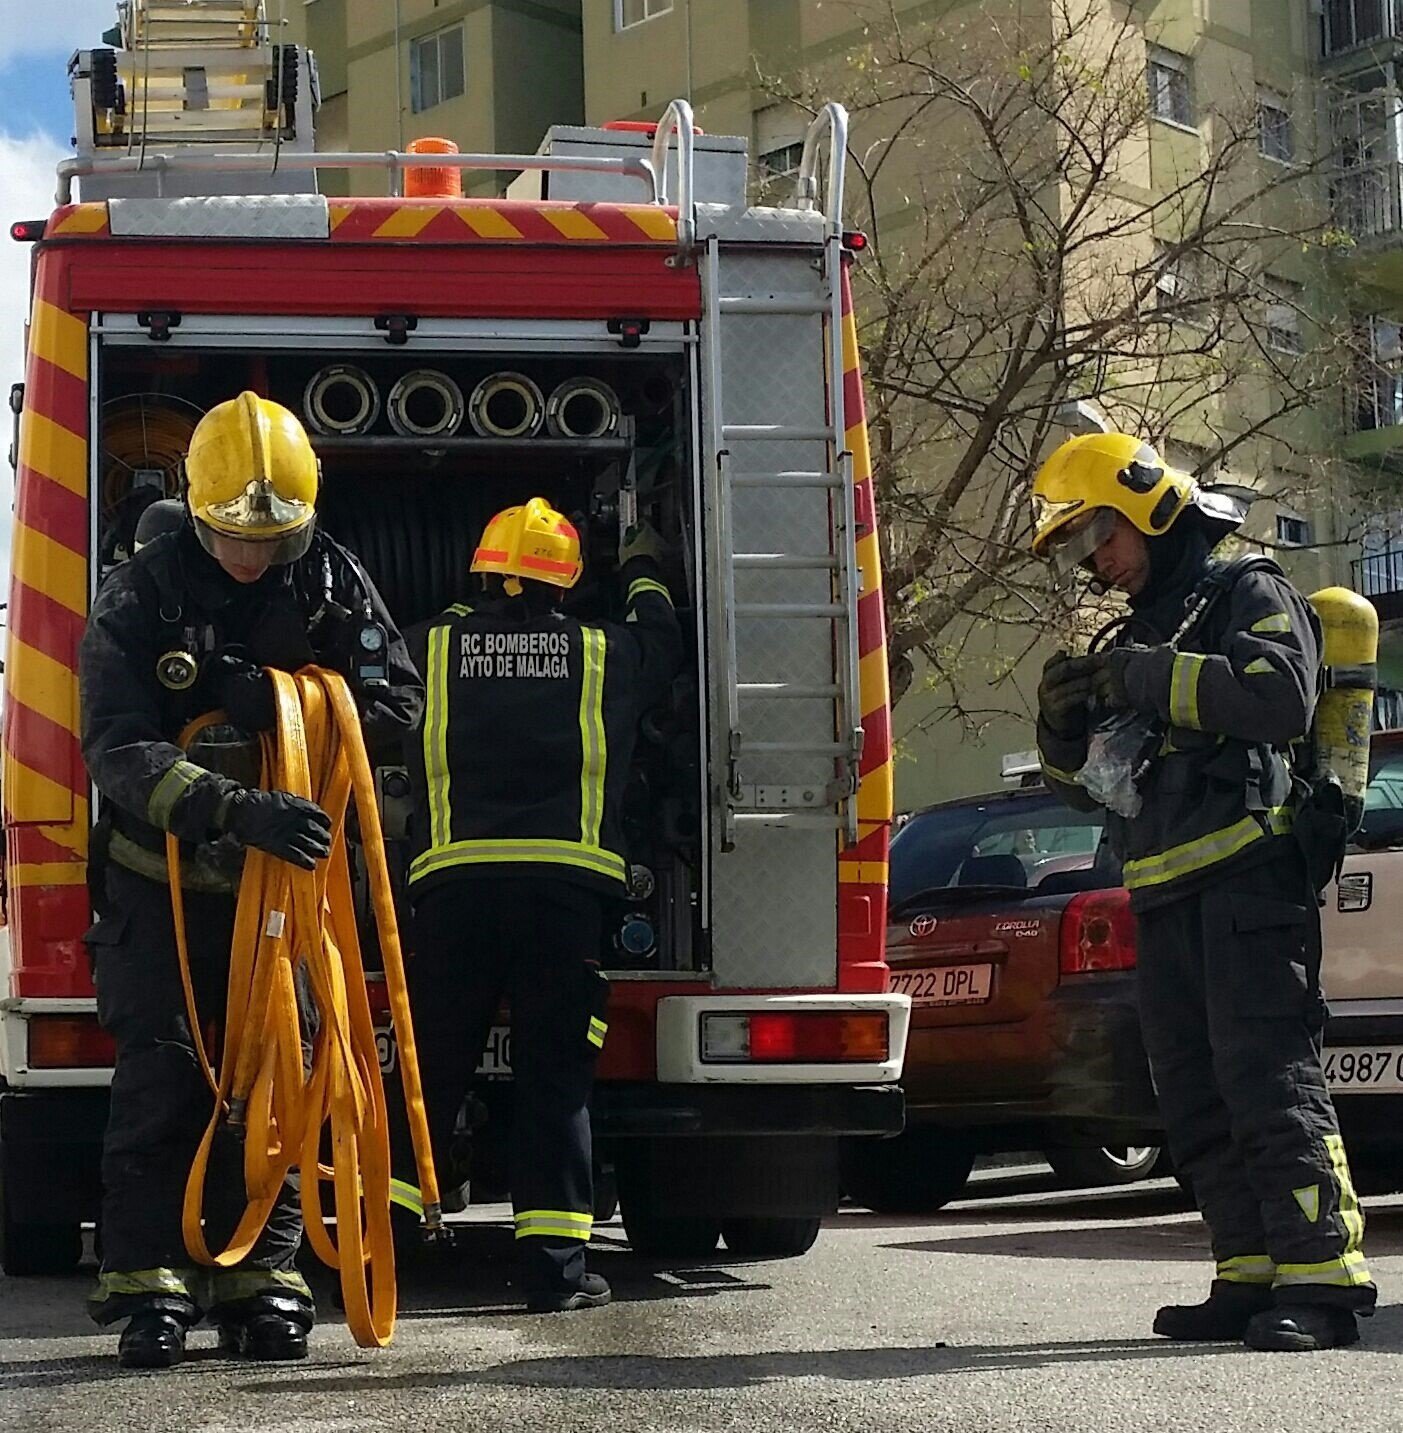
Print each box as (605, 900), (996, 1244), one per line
(848, 733), (1403, 1214)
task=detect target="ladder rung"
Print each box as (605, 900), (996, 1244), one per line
(738, 741), (850, 755)
(737, 683), (841, 699)
(736, 603), (845, 618)
(723, 425), (836, 443)
(718, 296), (830, 315)
(732, 472), (842, 490)
(733, 553), (837, 570)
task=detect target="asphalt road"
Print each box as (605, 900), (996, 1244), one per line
(3, 1168), (1402, 1433)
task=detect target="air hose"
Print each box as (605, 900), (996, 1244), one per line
(165, 665), (442, 1349)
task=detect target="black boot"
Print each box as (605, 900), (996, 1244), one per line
(1244, 1305), (1360, 1352)
(118, 1312), (187, 1370)
(1154, 1282), (1274, 1340)
(215, 1313), (309, 1361)
(526, 1271), (612, 1314)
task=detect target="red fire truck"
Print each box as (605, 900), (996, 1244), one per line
(0, 1), (906, 1273)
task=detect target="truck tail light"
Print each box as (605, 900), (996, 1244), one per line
(700, 1011), (889, 1063)
(1059, 888), (1136, 976)
(28, 1015), (116, 1069)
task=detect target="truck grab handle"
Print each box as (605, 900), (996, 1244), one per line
(648, 98), (697, 252)
(795, 103), (849, 235)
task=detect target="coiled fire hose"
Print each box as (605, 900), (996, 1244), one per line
(166, 666), (442, 1348)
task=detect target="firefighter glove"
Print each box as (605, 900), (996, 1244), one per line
(1038, 651), (1100, 739)
(1089, 646), (1147, 711)
(619, 521), (666, 566)
(212, 652), (277, 733)
(217, 789), (333, 870)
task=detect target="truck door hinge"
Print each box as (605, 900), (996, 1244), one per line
(375, 313), (418, 346)
(137, 310), (181, 342)
(607, 317), (650, 350)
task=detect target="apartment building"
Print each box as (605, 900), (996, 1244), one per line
(290, 0), (1390, 802)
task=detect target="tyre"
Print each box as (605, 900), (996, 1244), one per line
(843, 1130), (976, 1214)
(620, 1206), (720, 1259)
(0, 1175), (83, 1277)
(593, 1167), (619, 1225)
(720, 1216), (820, 1259)
(1044, 1144), (1162, 1189)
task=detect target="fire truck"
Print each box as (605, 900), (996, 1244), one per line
(0, 0), (907, 1274)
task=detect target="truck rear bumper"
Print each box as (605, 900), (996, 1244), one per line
(593, 1080), (904, 1139)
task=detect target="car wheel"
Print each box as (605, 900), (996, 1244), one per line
(1045, 1144), (1162, 1189)
(719, 1216), (821, 1259)
(843, 1130), (976, 1214)
(621, 1206), (721, 1259)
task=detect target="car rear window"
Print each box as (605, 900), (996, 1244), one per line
(1359, 748), (1403, 850)
(890, 791), (1114, 907)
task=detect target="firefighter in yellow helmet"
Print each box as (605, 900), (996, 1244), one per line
(78, 393), (422, 1368)
(1030, 432), (1375, 1351)
(403, 496), (681, 1312)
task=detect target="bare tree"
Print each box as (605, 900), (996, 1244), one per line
(760, 0), (1361, 729)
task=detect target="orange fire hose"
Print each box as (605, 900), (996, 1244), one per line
(166, 666), (442, 1348)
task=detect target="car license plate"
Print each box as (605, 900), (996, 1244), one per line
(373, 1025), (514, 1078)
(1323, 1046), (1403, 1093)
(890, 963), (993, 1007)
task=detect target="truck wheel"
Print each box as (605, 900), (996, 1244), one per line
(843, 1130), (975, 1214)
(720, 1216), (820, 1259)
(0, 1179), (83, 1277)
(620, 1204), (720, 1259)
(1044, 1144), (1161, 1189)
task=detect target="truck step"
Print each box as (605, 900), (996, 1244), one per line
(733, 553), (838, 570)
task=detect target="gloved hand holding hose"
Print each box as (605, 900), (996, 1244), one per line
(1037, 650), (1101, 739)
(216, 789), (332, 870)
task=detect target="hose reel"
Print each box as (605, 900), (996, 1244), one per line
(387, 370), (465, 438)
(468, 372), (545, 439)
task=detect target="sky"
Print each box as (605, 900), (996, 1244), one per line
(0, 3), (120, 591)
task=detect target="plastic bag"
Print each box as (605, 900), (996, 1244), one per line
(1078, 711), (1157, 819)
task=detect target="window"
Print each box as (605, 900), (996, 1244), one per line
(1152, 241), (1209, 325)
(1276, 513), (1312, 547)
(1264, 280), (1304, 354)
(759, 141), (804, 180)
(889, 793), (1112, 909)
(1258, 90), (1295, 163)
(615, 0), (673, 29)
(410, 25), (465, 113)
(754, 103), (806, 191)
(1147, 47), (1194, 128)
(1356, 315), (1403, 431)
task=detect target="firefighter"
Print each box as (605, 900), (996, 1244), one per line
(1030, 432), (1375, 1352)
(79, 393), (422, 1369)
(404, 496), (682, 1312)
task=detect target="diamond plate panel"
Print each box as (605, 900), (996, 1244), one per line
(695, 203), (829, 245)
(109, 195), (330, 238)
(711, 826), (838, 988)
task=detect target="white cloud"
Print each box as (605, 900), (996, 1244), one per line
(0, 130), (69, 594)
(0, 2), (123, 64)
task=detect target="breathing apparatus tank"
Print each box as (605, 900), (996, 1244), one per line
(1307, 587), (1378, 833)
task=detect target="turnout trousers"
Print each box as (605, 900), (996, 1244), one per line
(1135, 850), (1376, 1312)
(86, 864), (313, 1329)
(409, 876), (608, 1294)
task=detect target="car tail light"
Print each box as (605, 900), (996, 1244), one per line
(1059, 888), (1136, 976)
(700, 1011), (889, 1063)
(28, 1015), (116, 1069)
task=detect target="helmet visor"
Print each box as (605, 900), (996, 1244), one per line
(1042, 507), (1117, 576)
(195, 518), (315, 570)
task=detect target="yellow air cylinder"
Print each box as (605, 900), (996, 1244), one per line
(1307, 586), (1379, 827)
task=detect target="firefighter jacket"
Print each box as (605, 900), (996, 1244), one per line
(1037, 558), (1321, 912)
(80, 522), (423, 890)
(403, 558), (683, 898)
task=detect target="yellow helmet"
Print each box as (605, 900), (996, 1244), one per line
(1031, 433), (1196, 572)
(185, 392), (319, 566)
(472, 497), (583, 596)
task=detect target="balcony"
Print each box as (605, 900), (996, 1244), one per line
(1323, 0), (1403, 61)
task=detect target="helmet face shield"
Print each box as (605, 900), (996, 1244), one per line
(204, 476), (313, 536)
(195, 518), (314, 571)
(1042, 506), (1117, 576)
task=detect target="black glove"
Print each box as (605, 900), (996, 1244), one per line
(1037, 651), (1100, 739)
(213, 654), (277, 733)
(1089, 646), (1147, 711)
(217, 789), (332, 870)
